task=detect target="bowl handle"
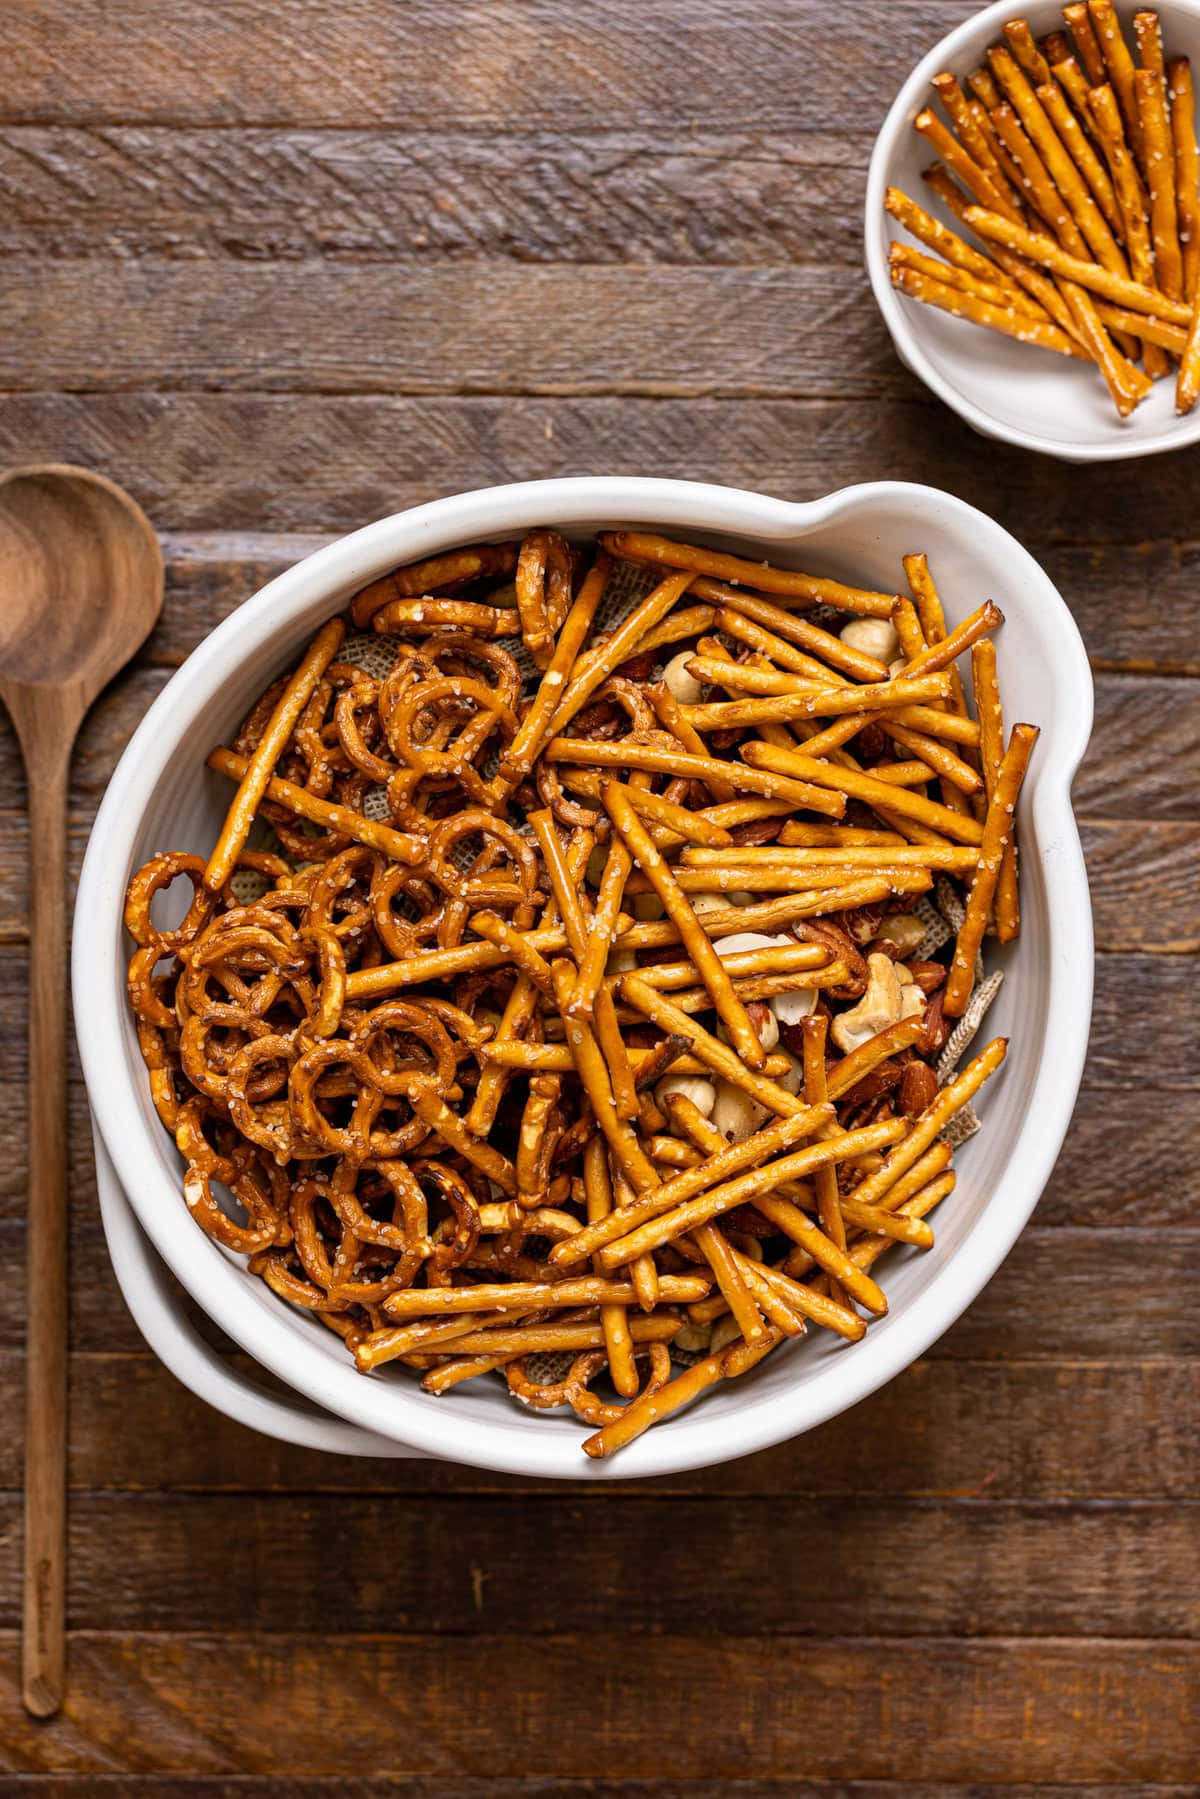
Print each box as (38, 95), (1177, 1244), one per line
(90, 1119), (418, 1460)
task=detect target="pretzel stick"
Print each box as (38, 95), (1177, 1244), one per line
(971, 641), (1020, 941)
(619, 782), (734, 848)
(1064, 2), (1108, 87)
(1088, 82), (1171, 374)
(498, 551), (608, 787)
(945, 724), (1039, 1014)
(741, 743), (984, 845)
(879, 723), (982, 795)
(692, 581), (891, 681)
(845, 1038), (1008, 1215)
(1136, 66), (1185, 303)
(682, 844), (977, 870)
(914, 108), (1024, 220)
(1088, 0), (1146, 166)
(781, 1141), (952, 1277)
(380, 1272), (708, 1321)
(922, 164), (1088, 341)
(646, 681), (735, 803)
(893, 244), (1039, 320)
(885, 184), (1037, 296)
(603, 780), (768, 1070)
(550, 1104), (825, 1269)
(203, 618), (345, 889)
(1048, 44), (1101, 135)
(931, 70), (1026, 212)
(206, 746), (424, 868)
(632, 605), (719, 656)
(570, 808), (637, 1021)
(778, 823), (904, 846)
(422, 1318), (682, 1355)
(680, 671), (953, 732)
(544, 736), (846, 815)
(581, 1134), (638, 1396)
(963, 205), (1191, 319)
(598, 531), (898, 617)
(549, 962), (661, 1203)
(1096, 299), (1187, 350)
(1035, 78), (1122, 232)
(1168, 58), (1200, 304)
(350, 543), (517, 624)
(470, 910), (556, 993)
(544, 570), (693, 738)
(798, 1013), (849, 1308)
(581, 1329), (782, 1460)
(838, 1198), (935, 1248)
(370, 597), (519, 637)
(1003, 17), (1052, 84)
(596, 1119), (904, 1272)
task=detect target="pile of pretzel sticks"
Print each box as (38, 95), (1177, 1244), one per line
(125, 528), (1036, 1459)
(888, 4), (1200, 416)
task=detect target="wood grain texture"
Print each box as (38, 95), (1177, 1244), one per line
(0, 1), (980, 128)
(0, 1495), (1188, 1638)
(0, 127), (869, 266)
(0, 1353), (1186, 1499)
(0, 1632), (1194, 1780)
(1, 1787), (1194, 1799)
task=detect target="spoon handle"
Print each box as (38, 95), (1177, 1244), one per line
(21, 733), (69, 1718)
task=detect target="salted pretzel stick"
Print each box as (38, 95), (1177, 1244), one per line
(349, 543), (516, 624)
(569, 804), (639, 1020)
(1049, 44), (1102, 134)
(945, 724), (1039, 1014)
(203, 618), (345, 890)
(1136, 67), (1185, 303)
(679, 670), (953, 733)
(923, 165), (1087, 342)
(778, 823), (905, 846)
(599, 531), (898, 617)
(968, 65), (1002, 108)
(799, 1013), (848, 1309)
(849, 1174), (957, 1273)
(962, 206), (1191, 320)
(549, 1105), (825, 1269)
(1168, 58), (1200, 304)
(901, 553), (967, 717)
(1035, 79), (1122, 233)
(1088, 0), (1146, 167)
(1004, 18), (1052, 84)
(849, 1038), (1008, 1219)
(1064, 2), (1108, 88)
(971, 641), (1020, 941)
(741, 743), (984, 846)
(498, 551), (608, 787)
(484, 1043), (796, 1076)
(549, 963), (660, 1201)
(730, 1253), (867, 1340)
(931, 70), (1026, 212)
(914, 108), (1024, 221)
(470, 911), (556, 993)
(581, 1328), (782, 1460)
(1088, 82), (1170, 374)
(544, 736), (847, 816)
(1177, 282), (1200, 409)
(1096, 300), (1187, 350)
(838, 1197), (935, 1248)
(619, 782), (734, 848)
(891, 246), (1048, 322)
(826, 1017), (926, 1103)
(880, 722), (981, 795)
(582, 1134), (638, 1397)
(206, 747), (423, 869)
(402, 1080), (520, 1197)
(884, 185), (1037, 296)
(736, 1188), (889, 1315)
(647, 681), (735, 803)
(682, 843), (977, 870)
(693, 582), (891, 681)
(727, 1258), (806, 1336)
(782, 1142), (952, 1277)
(380, 1272), (709, 1321)
(619, 971), (826, 1124)
(1134, 10), (1165, 74)
(603, 780), (767, 1070)
(545, 569), (693, 738)
(596, 1119), (904, 1273)
(633, 605), (719, 656)
(637, 867), (932, 898)
(421, 1318), (682, 1357)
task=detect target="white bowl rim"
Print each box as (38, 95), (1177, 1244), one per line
(864, 0), (1200, 463)
(74, 475), (1094, 1479)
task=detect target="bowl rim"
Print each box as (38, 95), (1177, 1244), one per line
(74, 475), (1095, 1479)
(864, 0), (1200, 463)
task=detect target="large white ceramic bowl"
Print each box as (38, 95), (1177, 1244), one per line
(74, 477), (1093, 1480)
(866, 0), (1200, 461)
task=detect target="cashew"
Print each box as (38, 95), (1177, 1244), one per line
(770, 985), (817, 1027)
(840, 616), (901, 663)
(662, 650), (704, 705)
(711, 1079), (768, 1143)
(693, 891), (756, 915)
(872, 911), (926, 957)
(655, 1073), (716, 1118)
(774, 1048), (804, 1095)
(831, 951), (927, 1052)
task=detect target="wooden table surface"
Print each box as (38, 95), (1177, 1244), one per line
(1, 0), (1197, 1789)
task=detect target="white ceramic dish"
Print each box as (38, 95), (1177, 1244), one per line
(74, 476), (1093, 1480)
(866, 0), (1200, 461)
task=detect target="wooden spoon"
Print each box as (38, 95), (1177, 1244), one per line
(0, 464), (163, 1717)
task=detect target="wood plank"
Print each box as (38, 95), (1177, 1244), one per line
(0, 260), (901, 396)
(0, 1), (982, 129)
(1, 1785), (1192, 1799)
(0, 1494), (1186, 1638)
(1, 1217), (1189, 1358)
(0, 126), (869, 266)
(0, 1632), (1193, 1780)
(1, 1353), (1190, 1497)
(1080, 822), (1200, 953)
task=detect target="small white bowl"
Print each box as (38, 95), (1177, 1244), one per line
(866, 0), (1200, 461)
(73, 476), (1093, 1480)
